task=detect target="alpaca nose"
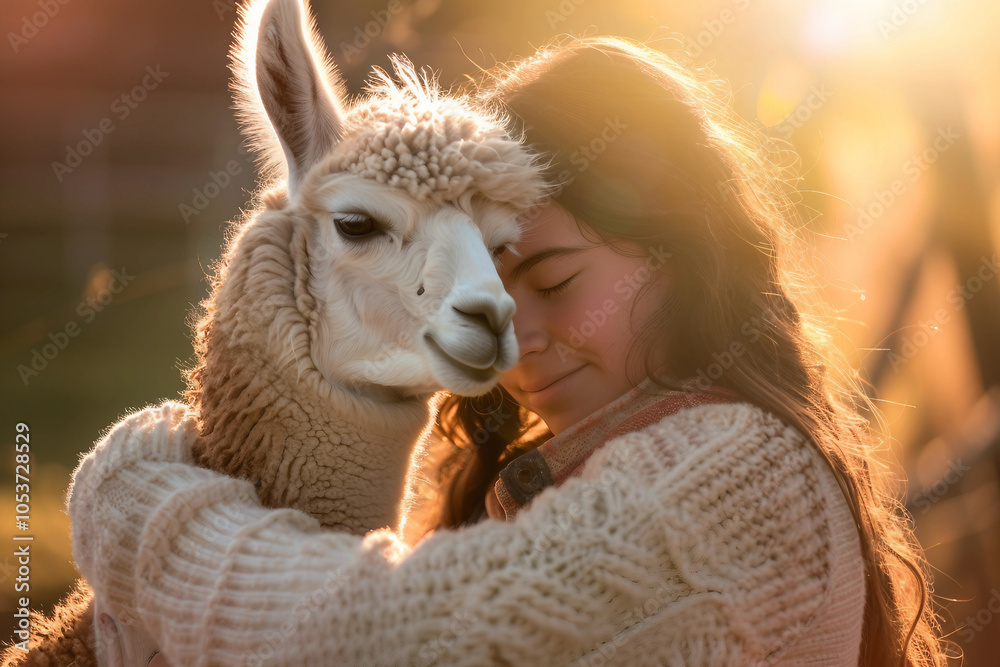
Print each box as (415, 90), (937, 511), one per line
(452, 293), (515, 336)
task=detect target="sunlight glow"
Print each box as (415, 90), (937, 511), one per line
(797, 0), (902, 55)
(755, 58), (812, 127)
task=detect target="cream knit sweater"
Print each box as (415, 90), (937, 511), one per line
(67, 400), (865, 666)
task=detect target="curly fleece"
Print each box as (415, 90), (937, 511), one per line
(326, 60), (547, 209)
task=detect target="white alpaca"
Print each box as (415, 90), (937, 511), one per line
(187, 0), (544, 534)
(9, 0), (544, 663)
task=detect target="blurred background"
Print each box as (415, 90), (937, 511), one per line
(1, 0), (998, 662)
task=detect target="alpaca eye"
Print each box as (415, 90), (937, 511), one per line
(492, 244), (509, 258)
(333, 212), (377, 238)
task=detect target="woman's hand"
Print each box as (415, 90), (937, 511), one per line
(94, 597), (162, 667)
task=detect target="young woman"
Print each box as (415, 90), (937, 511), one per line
(69, 38), (949, 665)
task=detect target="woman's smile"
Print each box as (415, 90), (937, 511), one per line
(523, 364), (588, 405)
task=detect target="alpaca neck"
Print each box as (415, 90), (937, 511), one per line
(194, 358), (434, 534)
(190, 210), (438, 534)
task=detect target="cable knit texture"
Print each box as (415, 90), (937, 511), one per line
(68, 400), (865, 666)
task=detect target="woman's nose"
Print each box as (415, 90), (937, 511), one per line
(511, 300), (548, 358)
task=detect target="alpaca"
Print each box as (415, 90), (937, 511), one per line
(3, 0), (545, 664)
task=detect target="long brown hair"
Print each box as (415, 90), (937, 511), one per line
(430, 37), (952, 665)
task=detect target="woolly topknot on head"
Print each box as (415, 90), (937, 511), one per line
(325, 55), (549, 211)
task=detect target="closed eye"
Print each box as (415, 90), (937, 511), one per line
(539, 273), (578, 298)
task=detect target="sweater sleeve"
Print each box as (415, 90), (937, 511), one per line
(68, 400), (834, 666)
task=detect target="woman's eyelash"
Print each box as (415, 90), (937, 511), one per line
(539, 274), (577, 297)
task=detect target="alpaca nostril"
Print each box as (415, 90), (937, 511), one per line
(450, 293), (513, 335)
(452, 300), (511, 336)
(452, 306), (491, 333)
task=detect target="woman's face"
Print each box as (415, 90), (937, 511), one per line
(496, 202), (669, 434)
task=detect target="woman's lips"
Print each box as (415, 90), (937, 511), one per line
(524, 365), (586, 394)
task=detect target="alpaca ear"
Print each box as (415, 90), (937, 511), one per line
(236, 0), (345, 192)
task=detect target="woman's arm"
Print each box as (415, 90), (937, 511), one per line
(69, 401), (835, 666)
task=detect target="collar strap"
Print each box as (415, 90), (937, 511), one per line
(488, 384), (743, 520)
